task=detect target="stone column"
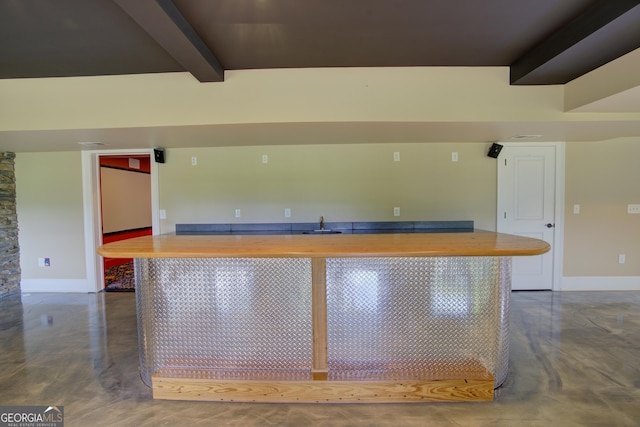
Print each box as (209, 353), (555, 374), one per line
(0, 152), (20, 298)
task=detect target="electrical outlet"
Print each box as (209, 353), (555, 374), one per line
(284, 208), (291, 218)
(38, 257), (45, 267)
(191, 156), (197, 166)
(393, 152), (400, 162)
(393, 207), (400, 217)
(451, 152), (459, 162)
(619, 254), (626, 264)
(262, 154), (268, 164)
(573, 204), (580, 214)
(159, 209), (166, 219)
(628, 204), (640, 214)
(235, 209), (241, 218)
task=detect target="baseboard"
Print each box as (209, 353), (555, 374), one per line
(20, 279), (94, 293)
(561, 276), (640, 291)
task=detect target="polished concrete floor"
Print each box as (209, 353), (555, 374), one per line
(0, 291), (639, 427)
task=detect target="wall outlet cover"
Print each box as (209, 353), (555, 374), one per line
(628, 204), (640, 214)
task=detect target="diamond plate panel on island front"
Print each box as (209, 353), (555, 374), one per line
(135, 258), (313, 385)
(326, 257), (511, 386)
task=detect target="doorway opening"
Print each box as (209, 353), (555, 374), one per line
(99, 154), (152, 291)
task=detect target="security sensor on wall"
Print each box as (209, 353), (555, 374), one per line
(487, 143), (503, 158)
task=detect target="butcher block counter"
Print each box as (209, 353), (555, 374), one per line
(97, 230), (548, 258)
(98, 229), (549, 403)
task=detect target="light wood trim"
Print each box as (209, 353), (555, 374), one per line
(152, 375), (494, 403)
(311, 258), (328, 380)
(97, 230), (550, 259)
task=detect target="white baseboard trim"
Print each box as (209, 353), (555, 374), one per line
(561, 276), (640, 291)
(20, 279), (94, 293)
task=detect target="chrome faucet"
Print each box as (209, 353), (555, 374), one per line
(319, 216), (325, 230)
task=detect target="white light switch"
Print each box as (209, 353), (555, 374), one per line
(451, 152), (459, 162)
(619, 254), (626, 264)
(159, 209), (166, 219)
(573, 204), (580, 214)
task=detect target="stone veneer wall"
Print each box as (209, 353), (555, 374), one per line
(0, 152), (20, 298)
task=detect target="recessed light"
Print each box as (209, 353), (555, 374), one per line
(77, 141), (106, 147)
(510, 134), (542, 139)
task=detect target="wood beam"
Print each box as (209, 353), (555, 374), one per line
(311, 257), (328, 381)
(510, 0), (640, 85)
(114, 0), (224, 82)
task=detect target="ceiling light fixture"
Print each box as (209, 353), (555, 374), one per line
(510, 134), (542, 139)
(77, 141), (106, 147)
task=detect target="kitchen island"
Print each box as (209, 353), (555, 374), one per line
(97, 230), (549, 403)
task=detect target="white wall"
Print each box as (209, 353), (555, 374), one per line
(6, 66), (639, 292)
(564, 138), (640, 279)
(13, 139), (640, 293)
(158, 143), (497, 233)
(16, 152), (88, 292)
(0, 68), (566, 132)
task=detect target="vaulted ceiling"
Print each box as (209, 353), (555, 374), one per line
(1, 0), (640, 152)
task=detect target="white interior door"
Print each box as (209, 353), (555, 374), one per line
(497, 145), (556, 290)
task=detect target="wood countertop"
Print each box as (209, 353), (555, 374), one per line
(97, 230), (550, 259)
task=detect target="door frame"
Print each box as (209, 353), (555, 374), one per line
(496, 141), (565, 291)
(81, 149), (160, 293)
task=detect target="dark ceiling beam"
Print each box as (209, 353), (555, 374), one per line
(510, 0), (640, 85)
(114, 0), (224, 82)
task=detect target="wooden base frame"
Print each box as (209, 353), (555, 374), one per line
(152, 374), (495, 403)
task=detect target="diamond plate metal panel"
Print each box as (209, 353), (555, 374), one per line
(135, 258), (312, 385)
(326, 257), (511, 386)
(135, 256), (511, 388)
